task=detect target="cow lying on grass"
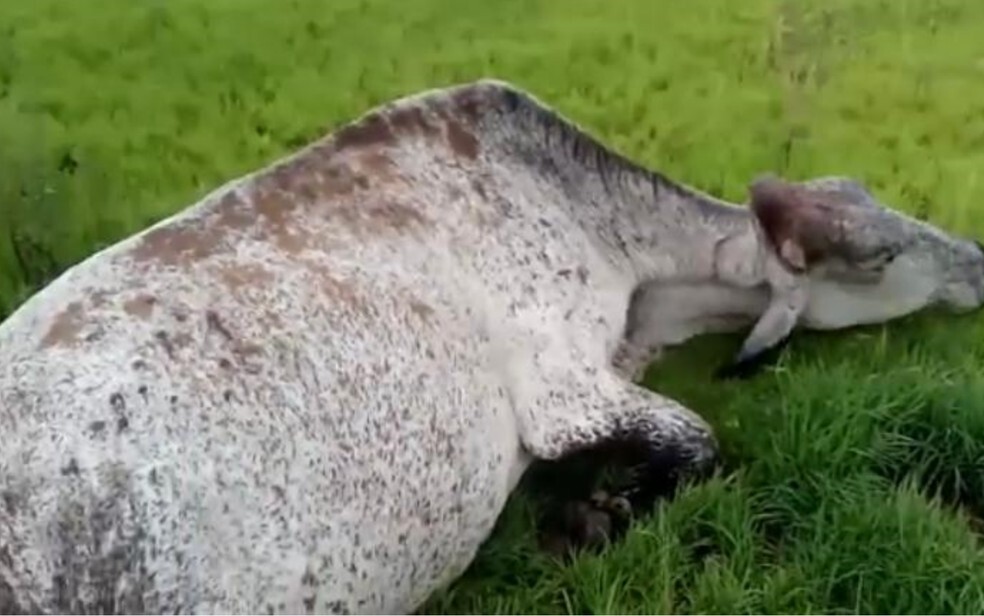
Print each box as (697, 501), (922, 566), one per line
(1, 79), (982, 614)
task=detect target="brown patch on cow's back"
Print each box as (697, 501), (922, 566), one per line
(271, 153), (363, 201)
(445, 119), (480, 160)
(357, 151), (398, 179)
(213, 263), (276, 292)
(266, 151), (374, 210)
(40, 302), (86, 349)
(123, 295), (157, 319)
(133, 102), (444, 268)
(130, 221), (223, 267)
(129, 192), (257, 268)
(213, 193), (256, 230)
(389, 106), (440, 139)
(334, 112), (395, 151)
(429, 99), (481, 161)
(364, 201), (431, 233)
(236, 137), (421, 251)
(252, 189), (310, 254)
(318, 163), (360, 200)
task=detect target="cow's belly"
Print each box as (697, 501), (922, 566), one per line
(0, 331), (522, 614)
(0, 270), (523, 615)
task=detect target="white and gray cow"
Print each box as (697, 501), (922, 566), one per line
(1, 79), (983, 614)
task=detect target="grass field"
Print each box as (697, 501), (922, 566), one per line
(4, 0), (984, 612)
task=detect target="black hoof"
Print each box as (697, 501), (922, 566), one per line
(714, 355), (769, 380)
(714, 335), (793, 381)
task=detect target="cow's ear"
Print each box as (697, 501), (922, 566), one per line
(748, 174), (833, 273)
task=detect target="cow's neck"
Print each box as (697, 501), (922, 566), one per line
(559, 169), (763, 286)
(620, 177), (755, 280)
(509, 117), (766, 286)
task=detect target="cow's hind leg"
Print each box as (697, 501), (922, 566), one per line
(518, 370), (720, 555)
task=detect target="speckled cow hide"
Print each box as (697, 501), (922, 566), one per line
(0, 79), (773, 614)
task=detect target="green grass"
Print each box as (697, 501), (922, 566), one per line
(4, 0), (984, 612)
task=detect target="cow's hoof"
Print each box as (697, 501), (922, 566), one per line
(538, 489), (634, 559)
(713, 357), (761, 380)
(714, 336), (792, 380)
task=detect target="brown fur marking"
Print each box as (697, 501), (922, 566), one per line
(122, 295), (158, 319)
(389, 107), (440, 139)
(130, 221), (225, 267)
(357, 151), (397, 179)
(129, 192), (260, 267)
(214, 264), (276, 292)
(334, 112), (395, 151)
(445, 120), (479, 161)
(364, 201), (430, 233)
(40, 302), (87, 349)
(252, 189), (308, 254)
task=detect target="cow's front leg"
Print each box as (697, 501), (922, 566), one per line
(518, 369), (719, 552)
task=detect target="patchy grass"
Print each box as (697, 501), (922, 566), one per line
(4, 0), (984, 612)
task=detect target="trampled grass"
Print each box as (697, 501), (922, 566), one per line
(3, 0), (984, 613)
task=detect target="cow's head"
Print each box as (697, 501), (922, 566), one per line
(717, 174), (984, 378)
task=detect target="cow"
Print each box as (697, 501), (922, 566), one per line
(2, 79), (982, 614)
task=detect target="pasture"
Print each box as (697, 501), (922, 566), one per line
(3, 0), (984, 612)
